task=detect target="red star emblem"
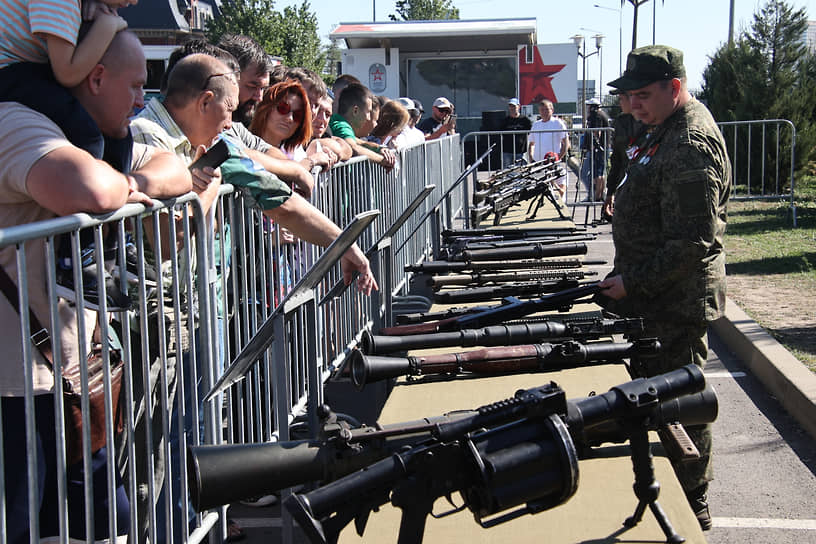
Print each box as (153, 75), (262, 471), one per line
(518, 46), (566, 105)
(372, 67), (384, 81)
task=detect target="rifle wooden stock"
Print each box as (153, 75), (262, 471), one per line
(351, 339), (661, 389)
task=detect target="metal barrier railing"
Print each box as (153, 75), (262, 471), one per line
(716, 119), (797, 225)
(0, 135), (461, 544)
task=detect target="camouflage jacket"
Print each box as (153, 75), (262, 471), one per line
(606, 98), (731, 326)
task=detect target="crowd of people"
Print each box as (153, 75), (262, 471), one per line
(0, 5), (459, 540)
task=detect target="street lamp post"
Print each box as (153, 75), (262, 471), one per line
(572, 34), (602, 122)
(594, 3), (622, 76)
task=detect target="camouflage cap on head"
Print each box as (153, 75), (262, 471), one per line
(607, 45), (685, 91)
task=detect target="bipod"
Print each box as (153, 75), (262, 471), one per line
(623, 423), (685, 543)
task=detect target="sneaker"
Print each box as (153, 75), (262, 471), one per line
(686, 485), (712, 531)
(239, 494), (278, 507)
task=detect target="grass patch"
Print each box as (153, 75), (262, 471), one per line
(725, 173), (816, 371)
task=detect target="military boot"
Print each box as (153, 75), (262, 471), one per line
(685, 484), (712, 531)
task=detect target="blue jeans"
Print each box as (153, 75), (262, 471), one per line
(2, 395), (130, 542)
(502, 152), (526, 169)
(580, 149), (606, 198)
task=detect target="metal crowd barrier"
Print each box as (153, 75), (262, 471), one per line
(716, 119), (797, 225)
(0, 135), (462, 544)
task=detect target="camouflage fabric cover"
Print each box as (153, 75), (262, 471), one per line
(605, 98), (731, 328)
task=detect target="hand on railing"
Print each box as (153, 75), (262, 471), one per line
(342, 244), (379, 296)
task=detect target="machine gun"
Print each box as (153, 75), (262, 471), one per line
(349, 338), (660, 389)
(440, 234), (595, 261)
(405, 257), (599, 275)
(360, 317), (645, 355)
(473, 157), (560, 194)
(283, 365), (715, 544)
(433, 278), (592, 304)
(451, 241), (587, 262)
(189, 366), (717, 544)
(428, 268), (596, 289)
(380, 282), (603, 335)
(471, 168), (568, 225)
(442, 227), (586, 241)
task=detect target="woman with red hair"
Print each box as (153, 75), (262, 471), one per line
(250, 80), (334, 172)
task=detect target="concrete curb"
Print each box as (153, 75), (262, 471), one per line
(712, 298), (816, 441)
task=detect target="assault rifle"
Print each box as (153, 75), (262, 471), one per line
(452, 241), (587, 262)
(350, 338), (660, 389)
(440, 234), (595, 260)
(189, 366), (717, 544)
(286, 365), (715, 543)
(360, 317), (645, 355)
(433, 278), (591, 304)
(405, 257), (601, 275)
(380, 282), (603, 335)
(442, 227), (586, 241)
(429, 268), (595, 289)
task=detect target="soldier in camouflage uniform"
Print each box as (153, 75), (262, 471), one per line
(598, 45), (731, 531)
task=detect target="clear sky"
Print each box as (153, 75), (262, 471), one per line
(277, 0), (816, 92)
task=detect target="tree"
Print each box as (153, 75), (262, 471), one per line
(389, 0), (460, 21)
(205, 0), (326, 74)
(701, 0), (814, 182)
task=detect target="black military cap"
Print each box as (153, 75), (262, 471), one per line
(608, 45), (685, 91)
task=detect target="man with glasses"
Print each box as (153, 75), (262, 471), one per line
(416, 96), (457, 140)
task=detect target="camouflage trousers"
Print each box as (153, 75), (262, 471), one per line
(631, 320), (713, 493)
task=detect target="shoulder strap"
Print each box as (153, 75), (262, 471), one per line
(0, 266), (54, 366)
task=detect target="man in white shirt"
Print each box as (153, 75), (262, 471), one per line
(528, 99), (569, 161)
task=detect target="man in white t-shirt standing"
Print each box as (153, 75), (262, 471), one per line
(528, 99), (569, 161)
(528, 99), (569, 198)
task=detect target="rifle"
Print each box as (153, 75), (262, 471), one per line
(442, 227), (586, 241)
(429, 268), (595, 289)
(350, 338), (660, 389)
(471, 170), (568, 225)
(360, 317), (645, 355)
(283, 365), (714, 544)
(452, 241), (587, 262)
(433, 278), (588, 304)
(405, 257), (601, 275)
(440, 234), (595, 260)
(472, 158), (560, 199)
(380, 282), (603, 335)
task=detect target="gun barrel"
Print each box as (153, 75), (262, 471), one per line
(566, 364), (707, 434)
(456, 242), (587, 262)
(352, 339), (661, 388)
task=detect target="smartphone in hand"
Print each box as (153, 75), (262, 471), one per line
(188, 139), (229, 171)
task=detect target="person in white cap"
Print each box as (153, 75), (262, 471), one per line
(416, 96), (456, 140)
(393, 97), (426, 148)
(500, 98), (532, 167)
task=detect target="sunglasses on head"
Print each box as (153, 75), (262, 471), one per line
(275, 101), (304, 123)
